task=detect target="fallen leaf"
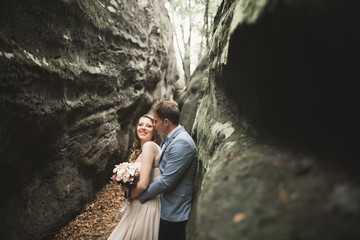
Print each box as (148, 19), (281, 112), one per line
(279, 183), (288, 204)
(53, 181), (126, 240)
(233, 213), (246, 223)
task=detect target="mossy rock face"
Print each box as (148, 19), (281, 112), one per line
(188, 0), (360, 239)
(178, 52), (209, 133)
(0, 0), (176, 239)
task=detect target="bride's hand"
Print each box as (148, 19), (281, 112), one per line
(129, 196), (138, 202)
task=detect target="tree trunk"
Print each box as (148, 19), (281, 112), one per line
(205, 0), (209, 46)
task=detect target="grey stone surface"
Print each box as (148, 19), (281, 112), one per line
(178, 51), (208, 133)
(0, 0), (177, 239)
(188, 0), (360, 239)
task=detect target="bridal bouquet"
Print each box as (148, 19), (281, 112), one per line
(111, 162), (140, 211)
(111, 162), (140, 189)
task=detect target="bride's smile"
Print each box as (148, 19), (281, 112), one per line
(137, 117), (154, 142)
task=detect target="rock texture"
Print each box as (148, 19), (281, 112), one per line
(177, 51), (208, 133)
(189, 0), (360, 239)
(0, 0), (177, 239)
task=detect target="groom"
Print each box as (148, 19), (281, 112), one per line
(138, 100), (198, 240)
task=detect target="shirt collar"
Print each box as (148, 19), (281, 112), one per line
(167, 125), (181, 139)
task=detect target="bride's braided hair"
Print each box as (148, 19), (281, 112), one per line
(129, 114), (161, 163)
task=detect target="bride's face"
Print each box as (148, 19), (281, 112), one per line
(137, 117), (154, 143)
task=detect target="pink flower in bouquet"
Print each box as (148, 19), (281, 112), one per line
(111, 162), (140, 189)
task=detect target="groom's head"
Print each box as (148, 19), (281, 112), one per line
(153, 100), (180, 136)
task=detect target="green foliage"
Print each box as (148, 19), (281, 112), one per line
(166, 0), (222, 83)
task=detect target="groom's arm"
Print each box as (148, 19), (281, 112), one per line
(138, 138), (196, 203)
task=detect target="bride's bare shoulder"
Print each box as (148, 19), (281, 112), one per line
(143, 141), (160, 151)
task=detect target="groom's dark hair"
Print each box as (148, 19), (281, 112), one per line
(154, 100), (180, 125)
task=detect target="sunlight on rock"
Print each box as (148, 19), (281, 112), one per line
(63, 34), (71, 41)
(107, 6), (116, 13)
(211, 122), (234, 140)
(24, 50), (42, 66)
(3, 52), (14, 59)
(223, 141), (236, 150)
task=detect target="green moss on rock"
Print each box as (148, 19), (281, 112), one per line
(188, 0), (360, 239)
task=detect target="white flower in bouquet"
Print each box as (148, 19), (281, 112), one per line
(111, 162), (140, 188)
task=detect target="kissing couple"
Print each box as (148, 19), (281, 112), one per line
(108, 100), (198, 240)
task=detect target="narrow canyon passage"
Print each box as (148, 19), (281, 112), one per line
(1, 0), (360, 240)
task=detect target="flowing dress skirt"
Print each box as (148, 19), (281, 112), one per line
(108, 166), (161, 240)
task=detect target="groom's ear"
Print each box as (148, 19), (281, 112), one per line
(163, 118), (169, 126)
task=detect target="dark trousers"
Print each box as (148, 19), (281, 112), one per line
(159, 218), (187, 240)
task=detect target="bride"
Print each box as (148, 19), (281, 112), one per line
(108, 114), (161, 240)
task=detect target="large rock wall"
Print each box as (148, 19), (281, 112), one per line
(177, 51), (208, 133)
(189, 0), (360, 239)
(0, 0), (177, 239)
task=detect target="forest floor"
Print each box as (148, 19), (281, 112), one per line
(53, 181), (126, 240)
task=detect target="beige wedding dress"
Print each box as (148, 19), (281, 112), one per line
(107, 154), (161, 240)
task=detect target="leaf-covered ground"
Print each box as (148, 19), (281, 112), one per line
(54, 181), (125, 240)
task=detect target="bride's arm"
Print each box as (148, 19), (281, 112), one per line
(130, 142), (155, 198)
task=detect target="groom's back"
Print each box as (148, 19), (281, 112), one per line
(160, 128), (198, 222)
